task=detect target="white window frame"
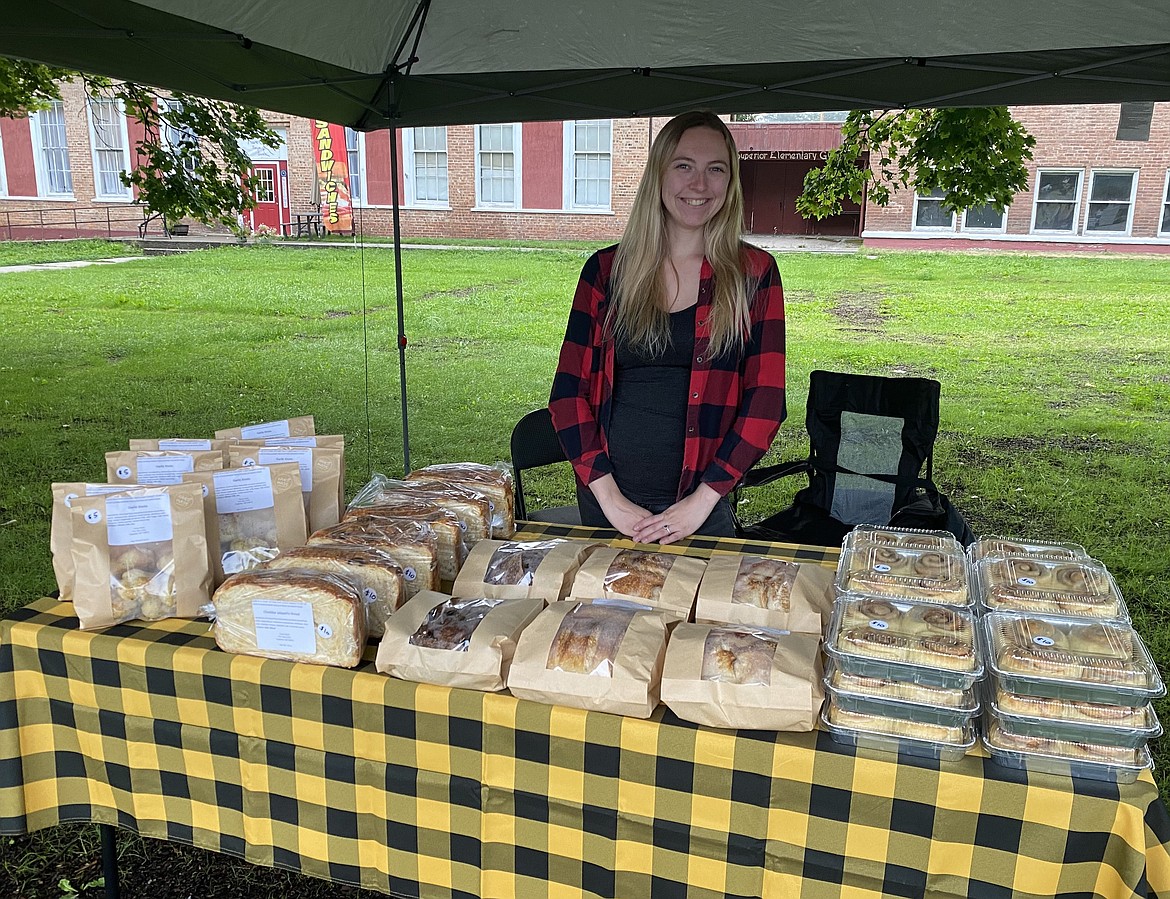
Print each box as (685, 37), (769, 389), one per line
(86, 97), (133, 201)
(961, 202), (1008, 233)
(1160, 171), (1170, 238)
(1084, 168), (1139, 237)
(562, 120), (613, 211)
(29, 101), (74, 198)
(159, 98), (200, 177)
(344, 127), (365, 206)
(475, 123), (521, 209)
(911, 189), (956, 231)
(1030, 169), (1083, 234)
(402, 126), (450, 208)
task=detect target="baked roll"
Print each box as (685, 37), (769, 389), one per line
(984, 719), (1139, 765)
(546, 603), (635, 676)
(978, 557), (1121, 618)
(828, 703), (967, 744)
(731, 558), (797, 611)
(994, 687), (1151, 727)
(604, 550), (674, 601)
(699, 629), (777, 686)
(408, 597), (498, 650)
(829, 668), (971, 709)
(839, 542), (968, 606)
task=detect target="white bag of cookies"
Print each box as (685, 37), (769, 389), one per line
(106, 449), (225, 485)
(694, 554), (834, 634)
(51, 482), (137, 599)
(215, 415), (316, 440)
(182, 462), (307, 586)
(375, 591), (543, 691)
(69, 483), (211, 630)
(209, 568), (366, 667)
(568, 547), (706, 622)
(452, 538), (600, 603)
(228, 443), (343, 534)
(660, 623), (824, 731)
(507, 600), (671, 718)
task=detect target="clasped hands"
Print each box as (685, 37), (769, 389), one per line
(589, 476), (721, 545)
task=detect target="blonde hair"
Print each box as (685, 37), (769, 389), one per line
(609, 111), (750, 359)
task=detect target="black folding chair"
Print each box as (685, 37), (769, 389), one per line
(735, 370), (973, 547)
(510, 408), (581, 524)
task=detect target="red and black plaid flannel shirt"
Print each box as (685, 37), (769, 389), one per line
(549, 243), (786, 501)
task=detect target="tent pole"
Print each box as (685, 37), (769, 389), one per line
(389, 120), (410, 476)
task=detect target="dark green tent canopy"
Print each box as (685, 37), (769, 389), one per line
(7, 0), (1170, 129)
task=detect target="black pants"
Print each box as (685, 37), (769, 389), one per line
(576, 486), (737, 538)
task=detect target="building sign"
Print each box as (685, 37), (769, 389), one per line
(738, 150), (830, 161)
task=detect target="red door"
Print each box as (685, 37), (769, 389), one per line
(247, 162), (289, 233)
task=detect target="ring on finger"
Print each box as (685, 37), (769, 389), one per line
(663, 524), (671, 534)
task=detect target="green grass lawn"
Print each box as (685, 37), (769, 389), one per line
(0, 238), (142, 267)
(1, 241), (1168, 895)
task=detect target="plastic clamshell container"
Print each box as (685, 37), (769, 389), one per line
(824, 662), (979, 728)
(846, 525), (963, 553)
(826, 660), (977, 711)
(980, 611), (1165, 706)
(821, 703), (975, 762)
(836, 530), (970, 608)
(973, 556), (1128, 621)
(825, 595), (983, 690)
(982, 716), (1154, 784)
(989, 686), (1161, 749)
(967, 534), (1089, 564)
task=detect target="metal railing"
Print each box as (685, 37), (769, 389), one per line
(0, 205), (172, 241)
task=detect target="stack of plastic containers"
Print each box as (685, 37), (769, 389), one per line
(971, 536), (1164, 783)
(822, 525), (983, 760)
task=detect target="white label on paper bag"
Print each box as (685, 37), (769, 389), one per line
(257, 447), (313, 491)
(241, 420), (292, 440)
(252, 600), (316, 653)
(106, 493), (174, 545)
(263, 436), (318, 446)
(68, 484), (128, 507)
(136, 455), (195, 485)
(158, 438), (212, 450)
(213, 467), (276, 514)
(868, 619), (890, 630)
(115, 466), (133, 480)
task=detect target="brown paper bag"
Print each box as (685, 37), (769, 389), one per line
(507, 600), (670, 718)
(568, 547), (707, 622)
(375, 591), (543, 691)
(214, 415), (316, 440)
(70, 483), (211, 630)
(660, 623), (824, 730)
(51, 482), (138, 599)
(238, 435), (346, 510)
(129, 438), (234, 466)
(182, 462), (307, 586)
(693, 554), (834, 634)
(452, 538), (601, 603)
(106, 449), (224, 486)
(228, 444), (343, 534)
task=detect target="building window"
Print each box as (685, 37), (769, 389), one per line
(1031, 170), (1082, 233)
(912, 188), (955, 229)
(407, 127), (449, 205)
(253, 167), (275, 203)
(565, 120), (612, 209)
(962, 202), (1006, 232)
(1085, 170), (1138, 235)
(30, 101), (73, 196)
(160, 99), (199, 176)
(88, 98), (132, 200)
(344, 127), (363, 204)
(1160, 172), (1170, 236)
(477, 124), (519, 207)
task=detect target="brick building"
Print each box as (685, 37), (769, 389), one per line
(1, 83), (1167, 254)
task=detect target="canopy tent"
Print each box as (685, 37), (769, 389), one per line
(6, 1), (1169, 470)
(7, 1), (1170, 129)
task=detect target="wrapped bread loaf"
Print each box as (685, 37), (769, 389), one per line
(406, 462), (515, 537)
(349, 473), (492, 544)
(308, 516), (440, 597)
(375, 590), (543, 691)
(343, 501), (465, 586)
(452, 538), (600, 603)
(210, 568), (366, 666)
(262, 543), (404, 637)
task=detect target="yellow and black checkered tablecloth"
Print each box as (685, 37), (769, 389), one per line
(2, 524), (1169, 898)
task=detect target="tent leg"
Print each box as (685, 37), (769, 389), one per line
(100, 824), (121, 899)
(389, 123), (410, 475)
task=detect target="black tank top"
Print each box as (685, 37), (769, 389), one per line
(607, 307), (695, 503)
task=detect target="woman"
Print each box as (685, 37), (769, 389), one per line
(549, 110), (786, 544)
